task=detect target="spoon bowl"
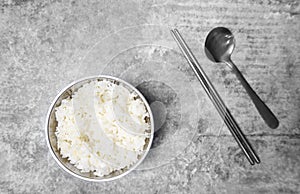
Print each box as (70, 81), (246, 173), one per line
(205, 27), (235, 63)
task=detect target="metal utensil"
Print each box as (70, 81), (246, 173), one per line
(205, 27), (279, 129)
(171, 29), (260, 165)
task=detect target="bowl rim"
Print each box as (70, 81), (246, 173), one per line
(45, 75), (154, 182)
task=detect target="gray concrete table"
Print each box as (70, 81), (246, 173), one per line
(1, 0), (299, 193)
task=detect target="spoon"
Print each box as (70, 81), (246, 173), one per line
(205, 27), (279, 129)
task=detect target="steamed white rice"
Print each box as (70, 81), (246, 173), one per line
(55, 80), (150, 177)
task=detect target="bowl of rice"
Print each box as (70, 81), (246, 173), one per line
(45, 75), (154, 181)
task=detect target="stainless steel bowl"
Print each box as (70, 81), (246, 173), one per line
(45, 75), (154, 182)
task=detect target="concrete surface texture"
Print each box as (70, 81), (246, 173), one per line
(0, 0), (300, 193)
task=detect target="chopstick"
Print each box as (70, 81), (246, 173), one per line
(171, 29), (260, 165)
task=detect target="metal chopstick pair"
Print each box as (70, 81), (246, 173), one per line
(171, 29), (260, 165)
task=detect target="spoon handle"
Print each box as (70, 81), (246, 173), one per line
(227, 60), (279, 129)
